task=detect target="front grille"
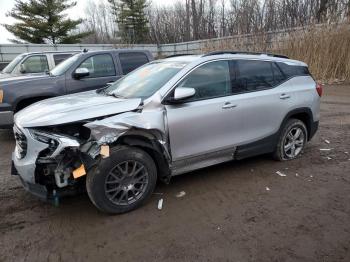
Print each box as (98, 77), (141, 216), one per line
(14, 126), (27, 159)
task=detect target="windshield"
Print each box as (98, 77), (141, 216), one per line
(2, 54), (25, 73)
(105, 61), (188, 99)
(51, 53), (81, 76)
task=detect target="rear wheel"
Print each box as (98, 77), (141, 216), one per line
(274, 119), (308, 161)
(86, 146), (157, 214)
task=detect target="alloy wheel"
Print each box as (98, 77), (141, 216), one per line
(283, 127), (305, 158)
(104, 160), (149, 206)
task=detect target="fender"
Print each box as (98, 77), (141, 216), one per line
(118, 132), (171, 183)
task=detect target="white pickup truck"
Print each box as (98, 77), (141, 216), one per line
(0, 51), (79, 79)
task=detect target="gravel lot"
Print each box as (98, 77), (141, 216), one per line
(0, 85), (349, 262)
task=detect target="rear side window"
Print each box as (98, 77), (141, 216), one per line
(272, 62), (286, 84)
(232, 60), (288, 94)
(53, 54), (73, 66)
(277, 62), (310, 78)
(119, 52), (149, 75)
(233, 60), (275, 93)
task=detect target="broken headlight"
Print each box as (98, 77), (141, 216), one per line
(30, 130), (59, 156)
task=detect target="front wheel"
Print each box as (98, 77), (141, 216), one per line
(274, 119), (308, 161)
(86, 146), (157, 214)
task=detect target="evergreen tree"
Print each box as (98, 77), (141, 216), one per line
(3, 0), (89, 44)
(108, 0), (149, 44)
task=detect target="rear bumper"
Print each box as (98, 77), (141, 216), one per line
(0, 111), (14, 128)
(309, 120), (319, 140)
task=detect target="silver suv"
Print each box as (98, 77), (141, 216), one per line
(12, 51), (321, 213)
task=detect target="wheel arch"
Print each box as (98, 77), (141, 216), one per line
(117, 131), (171, 183)
(281, 107), (314, 140)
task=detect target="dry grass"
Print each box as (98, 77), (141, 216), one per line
(202, 24), (350, 83)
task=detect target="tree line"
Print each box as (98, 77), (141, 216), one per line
(3, 0), (350, 44)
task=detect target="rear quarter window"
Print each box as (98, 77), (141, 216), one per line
(119, 52), (149, 75)
(277, 62), (310, 78)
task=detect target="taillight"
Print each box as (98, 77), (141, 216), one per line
(316, 83), (323, 97)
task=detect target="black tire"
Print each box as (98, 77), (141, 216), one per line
(86, 146), (157, 214)
(273, 118), (308, 161)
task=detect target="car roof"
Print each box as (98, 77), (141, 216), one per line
(81, 49), (152, 55)
(20, 49), (152, 56)
(21, 50), (80, 55)
(162, 53), (307, 67)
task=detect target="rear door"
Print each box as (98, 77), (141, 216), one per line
(227, 59), (293, 145)
(67, 53), (119, 94)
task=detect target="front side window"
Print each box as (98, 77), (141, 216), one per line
(119, 52), (149, 75)
(20, 55), (49, 73)
(77, 54), (116, 78)
(177, 60), (231, 101)
(233, 60), (275, 94)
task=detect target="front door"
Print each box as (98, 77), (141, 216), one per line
(67, 53), (119, 94)
(165, 60), (242, 161)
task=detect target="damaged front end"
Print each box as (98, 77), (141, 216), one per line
(13, 123), (95, 200)
(13, 106), (171, 201)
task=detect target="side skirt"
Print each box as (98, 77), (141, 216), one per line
(234, 133), (279, 160)
(170, 132), (279, 176)
(170, 147), (236, 176)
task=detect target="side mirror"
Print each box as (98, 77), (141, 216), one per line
(19, 64), (26, 74)
(73, 68), (89, 79)
(173, 87), (196, 100)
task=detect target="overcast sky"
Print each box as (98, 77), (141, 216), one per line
(0, 0), (167, 44)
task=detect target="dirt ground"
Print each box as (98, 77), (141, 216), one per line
(0, 85), (349, 262)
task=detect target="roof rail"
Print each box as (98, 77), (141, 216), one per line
(165, 53), (194, 58)
(203, 51), (289, 59)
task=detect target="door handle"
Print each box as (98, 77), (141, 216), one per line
(222, 102), (237, 109)
(280, 93), (291, 100)
(106, 82), (115, 86)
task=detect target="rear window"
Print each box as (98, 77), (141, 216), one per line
(119, 52), (149, 75)
(277, 63), (310, 78)
(53, 54), (73, 66)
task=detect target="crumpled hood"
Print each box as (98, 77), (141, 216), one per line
(15, 91), (142, 128)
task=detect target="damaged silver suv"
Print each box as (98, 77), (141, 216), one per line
(12, 51), (321, 213)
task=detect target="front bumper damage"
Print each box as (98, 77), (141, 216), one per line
(12, 125), (83, 199)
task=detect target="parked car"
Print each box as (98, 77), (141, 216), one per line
(0, 51), (79, 79)
(0, 49), (154, 128)
(12, 51), (321, 214)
